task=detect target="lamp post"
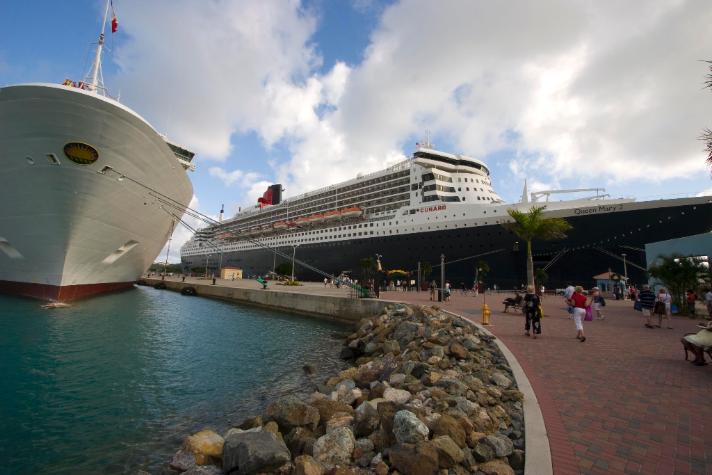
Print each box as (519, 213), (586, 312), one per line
(205, 254), (210, 279)
(621, 253), (628, 297)
(440, 253), (445, 302)
(291, 245), (299, 281)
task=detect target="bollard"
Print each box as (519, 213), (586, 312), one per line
(481, 303), (491, 325)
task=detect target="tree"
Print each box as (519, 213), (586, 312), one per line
(506, 206), (572, 286)
(704, 61), (712, 169)
(476, 260), (490, 280)
(648, 255), (708, 307)
(421, 262), (433, 282)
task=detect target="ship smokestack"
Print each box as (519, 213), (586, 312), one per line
(219, 204), (224, 222)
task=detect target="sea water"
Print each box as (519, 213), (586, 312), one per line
(0, 286), (349, 474)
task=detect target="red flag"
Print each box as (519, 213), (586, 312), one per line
(111, 14), (118, 33)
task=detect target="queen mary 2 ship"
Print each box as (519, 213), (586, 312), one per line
(0, 2), (194, 301)
(181, 143), (712, 287)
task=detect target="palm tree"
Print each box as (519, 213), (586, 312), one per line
(648, 255), (708, 308)
(506, 206), (572, 286)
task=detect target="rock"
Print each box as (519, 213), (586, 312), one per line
(411, 363), (430, 379)
(266, 396), (320, 431)
(169, 449), (196, 472)
(432, 414), (466, 448)
(183, 429), (224, 465)
(449, 341), (468, 360)
(263, 421), (280, 435)
(183, 466), (222, 475)
(311, 399), (354, 424)
(472, 442), (495, 462)
(353, 401), (380, 438)
(454, 396), (478, 416)
(484, 434), (514, 457)
(285, 427), (316, 457)
(340, 346), (359, 360)
(509, 449), (525, 470)
(374, 461), (389, 475)
(294, 455), (325, 475)
(312, 426), (356, 468)
(364, 341), (379, 354)
(355, 438), (375, 455)
(387, 442), (439, 475)
(393, 410), (429, 444)
(222, 430), (291, 475)
(467, 431), (487, 448)
(383, 387), (411, 404)
(238, 415), (263, 430)
(393, 321), (420, 346)
(326, 412), (354, 433)
(478, 458), (515, 475)
(431, 435), (464, 468)
(462, 335), (481, 350)
(389, 373), (406, 385)
(383, 340), (400, 354)
(490, 372), (512, 389)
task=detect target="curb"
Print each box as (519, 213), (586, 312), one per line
(440, 309), (553, 475)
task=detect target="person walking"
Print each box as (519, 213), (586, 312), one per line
(591, 286), (606, 320)
(429, 280), (437, 301)
(686, 289), (698, 316)
(655, 288), (672, 329)
(638, 285), (656, 328)
(523, 285), (542, 339)
(564, 284), (575, 319)
(569, 286), (587, 342)
(704, 288), (712, 320)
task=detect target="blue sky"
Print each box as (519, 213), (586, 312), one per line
(3, 1), (712, 260)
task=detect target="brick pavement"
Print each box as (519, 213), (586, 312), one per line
(386, 289), (712, 475)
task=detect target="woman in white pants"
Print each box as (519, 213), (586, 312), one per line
(569, 285), (588, 342)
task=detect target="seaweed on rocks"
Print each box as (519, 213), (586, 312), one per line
(166, 303), (524, 475)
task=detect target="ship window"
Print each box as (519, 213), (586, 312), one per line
(47, 154), (60, 165)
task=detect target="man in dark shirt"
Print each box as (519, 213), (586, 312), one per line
(638, 285), (656, 328)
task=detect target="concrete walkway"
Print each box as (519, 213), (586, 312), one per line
(388, 290), (712, 475)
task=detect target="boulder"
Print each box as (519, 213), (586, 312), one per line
(449, 341), (468, 360)
(387, 442), (439, 475)
(238, 415), (263, 430)
(183, 466), (222, 475)
(483, 434), (514, 457)
(383, 388), (411, 404)
(222, 430), (291, 475)
(326, 412), (354, 433)
(431, 435), (464, 468)
(382, 340), (400, 354)
(266, 396), (320, 432)
(184, 429), (224, 465)
(472, 442), (495, 462)
(285, 427), (316, 457)
(169, 449), (196, 472)
(311, 399), (354, 424)
(312, 426), (356, 468)
(432, 414), (466, 448)
(509, 449), (525, 470)
(392, 410), (429, 444)
(462, 335), (481, 350)
(389, 373), (406, 385)
(294, 455), (325, 475)
(490, 372), (512, 389)
(393, 321), (421, 346)
(478, 458), (516, 475)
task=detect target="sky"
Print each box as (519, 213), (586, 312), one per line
(2, 0), (712, 262)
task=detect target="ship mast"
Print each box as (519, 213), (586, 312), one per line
(87, 0), (111, 93)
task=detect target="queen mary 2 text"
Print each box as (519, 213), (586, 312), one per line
(573, 204), (624, 215)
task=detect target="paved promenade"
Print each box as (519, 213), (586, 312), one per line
(387, 289), (712, 475)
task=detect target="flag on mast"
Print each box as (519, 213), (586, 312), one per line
(110, 0), (118, 33)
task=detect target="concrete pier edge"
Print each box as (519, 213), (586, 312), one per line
(441, 309), (553, 475)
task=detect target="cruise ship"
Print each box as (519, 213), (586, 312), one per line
(181, 144), (712, 288)
(0, 1), (194, 301)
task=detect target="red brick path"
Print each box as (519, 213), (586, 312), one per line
(386, 290), (712, 475)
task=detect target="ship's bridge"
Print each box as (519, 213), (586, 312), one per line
(413, 147), (490, 176)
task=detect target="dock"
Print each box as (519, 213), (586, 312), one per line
(141, 276), (392, 323)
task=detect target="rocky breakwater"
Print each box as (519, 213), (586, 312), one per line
(166, 304), (524, 475)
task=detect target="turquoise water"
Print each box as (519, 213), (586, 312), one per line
(0, 287), (348, 474)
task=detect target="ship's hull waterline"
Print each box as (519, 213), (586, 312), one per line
(0, 84), (193, 301)
(182, 198), (712, 289)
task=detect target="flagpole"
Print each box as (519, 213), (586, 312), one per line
(88, 0), (111, 92)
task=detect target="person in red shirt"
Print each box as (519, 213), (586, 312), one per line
(568, 285), (587, 342)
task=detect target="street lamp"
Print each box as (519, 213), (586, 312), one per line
(291, 244), (299, 281)
(205, 254), (210, 278)
(621, 253), (628, 296)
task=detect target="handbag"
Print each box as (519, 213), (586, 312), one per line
(653, 301), (666, 315)
(633, 300), (643, 312)
(538, 305), (544, 319)
(584, 306), (593, 321)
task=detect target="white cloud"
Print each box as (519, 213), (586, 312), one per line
(208, 167), (261, 187)
(114, 0), (712, 210)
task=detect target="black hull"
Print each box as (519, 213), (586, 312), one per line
(182, 201), (712, 289)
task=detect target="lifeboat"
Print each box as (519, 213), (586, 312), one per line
(286, 221), (297, 228)
(273, 221), (288, 230)
(340, 206), (363, 218)
(295, 216), (310, 226)
(308, 213), (325, 224)
(323, 210), (340, 221)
